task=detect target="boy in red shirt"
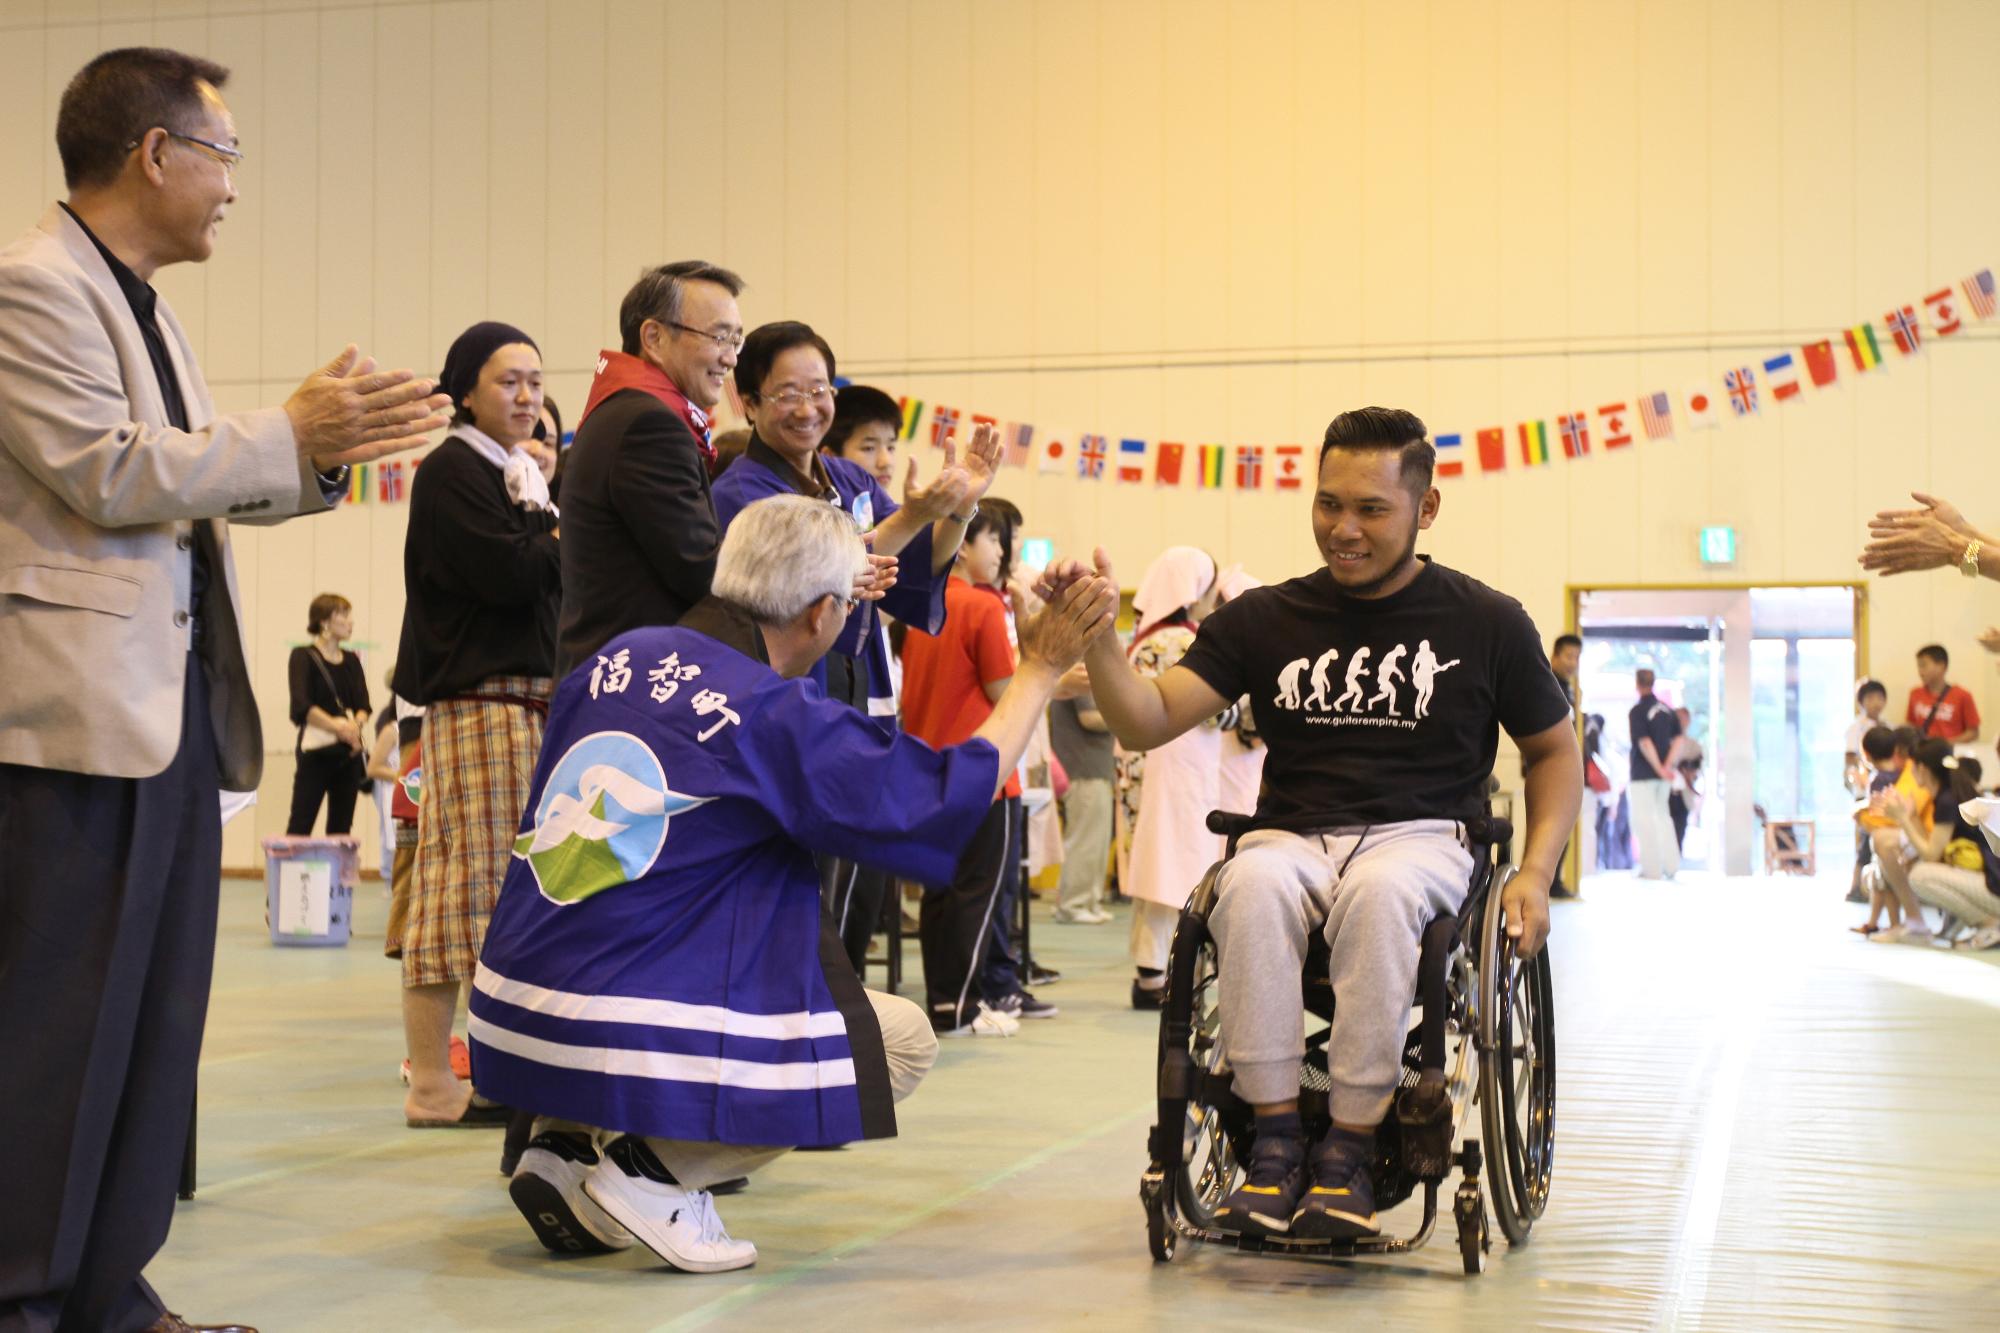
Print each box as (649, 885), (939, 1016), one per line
(901, 511), (1054, 1034)
(1907, 644), (1980, 743)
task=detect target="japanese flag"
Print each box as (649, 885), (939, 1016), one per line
(1037, 429), (1070, 474)
(1684, 384), (1720, 431)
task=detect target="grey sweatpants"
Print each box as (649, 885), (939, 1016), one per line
(1210, 821), (1472, 1126)
(536, 989), (938, 1191)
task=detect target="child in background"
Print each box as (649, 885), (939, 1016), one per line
(1854, 727), (1934, 937)
(1844, 681), (1891, 903)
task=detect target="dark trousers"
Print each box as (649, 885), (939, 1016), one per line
(919, 798), (1018, 1027)
(824, 859), (891, 976)
(286, 743), (360, 835)
(0, 653), (221, 1333)
(980, 793), (1025, 997)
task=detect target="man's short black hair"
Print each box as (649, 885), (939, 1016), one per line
(618, 261), (744, 356)
(1553, 633), (1582, 655)
(734, 321), (836, 402)
(823, 384), (902, 453)
(1861, 724), (1898, 763)
(1856, 678), (1886, 706)
(1917, 643), (1949, 668)
(1892, 725), (1921, 753)
(58, 47), (231, 190)
(1318, 406), (1435, 495)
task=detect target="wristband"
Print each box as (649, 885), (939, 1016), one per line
(1963, 539), (1984, 579)
(950, 502), (979, 525)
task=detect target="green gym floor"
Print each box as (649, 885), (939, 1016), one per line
(155, 870), (2000, 1332)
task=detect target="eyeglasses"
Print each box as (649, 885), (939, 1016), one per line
(832, 592), (859, 614)
(757, 383), (835, 412)
(667, 321), (746, 352)
(127, 130), (246, 173)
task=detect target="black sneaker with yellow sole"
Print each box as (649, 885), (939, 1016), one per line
(1214, 1133), (1306, 1236)
(1289, 1130), (1380, 1240)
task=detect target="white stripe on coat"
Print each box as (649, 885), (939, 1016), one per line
(468, 1013), (859, 1090)
(473, 964), (849, 1042)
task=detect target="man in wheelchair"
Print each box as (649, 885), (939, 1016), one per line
(1064, 407), (1581, 1242)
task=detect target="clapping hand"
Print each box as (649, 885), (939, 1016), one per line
(853, 552), (899, 603)
(899, 421), (1003, 523)
(1860, 491), (1988, 576)
(1014, 574), (1119, 675)
(1978, 626), (2000, 655)
(286, 345), (452, 473)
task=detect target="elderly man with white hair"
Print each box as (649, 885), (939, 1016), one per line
(468, 494), (1116, 1274)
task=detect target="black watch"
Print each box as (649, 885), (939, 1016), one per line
(951, 502), (979, 524)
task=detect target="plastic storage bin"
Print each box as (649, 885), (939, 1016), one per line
(262, 835), (360, 947)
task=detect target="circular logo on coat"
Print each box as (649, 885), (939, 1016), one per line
(511, 730), (709, 905)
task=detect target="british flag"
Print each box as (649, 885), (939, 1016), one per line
(1078, 433), (1107, 479)
(928, 405), (960, 448)
(1638, 391), (1674, 440)
(1884, 305), (1922, 355)
(1964, 268), (1997, 320)
(1234, 446), (1264, 489)
(1724, 367), (1758, 416)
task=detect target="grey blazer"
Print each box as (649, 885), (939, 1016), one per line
(0, 204), (334, 790)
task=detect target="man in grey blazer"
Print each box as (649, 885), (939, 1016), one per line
(0, 49), (447, 1333)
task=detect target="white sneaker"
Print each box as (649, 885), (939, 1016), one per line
(582, 1138), (757, 1273)
(1967, 924), (2000, 951)
(1871, 923), (1934, 944)
(508, 1133), (634, 1254)
(938, 1000), (1019, 1038)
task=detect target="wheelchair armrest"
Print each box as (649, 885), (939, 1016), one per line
(1206, 810), (1257, 838)
(1467, 815), (1514, 847)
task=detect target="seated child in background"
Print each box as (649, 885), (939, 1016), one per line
(1854, 726), (1931, 936)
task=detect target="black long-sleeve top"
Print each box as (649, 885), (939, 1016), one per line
(555, 389), (720, 675)
(392, 436), (561, 704)
(287, 644), (370, 750)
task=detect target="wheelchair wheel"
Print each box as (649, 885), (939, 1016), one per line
(1173, 936), (1244, 1227)
(1477, 868), (1556, 1246)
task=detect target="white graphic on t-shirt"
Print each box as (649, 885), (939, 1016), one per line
(1331, 646), (1373, 713)
(1303, 648), (1341, 711)
(1275, 657), (1309, 710)
(1364, 643), (1408, 718)
(1410, 640), (1460, 719)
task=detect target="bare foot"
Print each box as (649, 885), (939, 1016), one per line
(405, 1081), (472, 1123)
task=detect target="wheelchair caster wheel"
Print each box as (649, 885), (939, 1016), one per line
(1454, 1181), (1489, 1276)
(1146, 1198), (1176, 1262)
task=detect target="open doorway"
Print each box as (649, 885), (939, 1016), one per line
(1567, 583), (1866, 880)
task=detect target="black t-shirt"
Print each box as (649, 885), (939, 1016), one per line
(1176, 558), (1571, 826)
(1628, 697), (1682, 781)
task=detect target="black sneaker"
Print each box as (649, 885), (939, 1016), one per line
(991, 990), (1059, 1020)
(1027, 961), (1062, 987)
(1131, 980), (1165, 1011)
(1214, 1133), (1307, 1236)
(1290, 1132), (1379, 1239)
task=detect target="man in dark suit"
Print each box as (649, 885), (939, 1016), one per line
(557, 261), (746, 673)
(0, 48), (444, 1333)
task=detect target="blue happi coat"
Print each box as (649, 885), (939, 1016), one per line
(709, 439), (947, 720)
(469, 600), (998, 1146)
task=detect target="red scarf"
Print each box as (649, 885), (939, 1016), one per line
(577, 350), (715, 470)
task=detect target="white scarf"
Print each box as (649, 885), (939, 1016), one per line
(453, 423), (555, 514)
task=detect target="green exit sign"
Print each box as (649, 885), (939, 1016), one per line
(1699, 526), (1738, 566)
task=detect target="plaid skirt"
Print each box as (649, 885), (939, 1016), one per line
(401, 675), (551, 987)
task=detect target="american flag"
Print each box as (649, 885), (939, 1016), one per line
(1002, 421), (1034, 467)
(1884, 305), (1922, 355)
(1078, 433), (1107, 479)
(1723, 367), (1759, 416)
(1638, 391), (1674, 439)
(1558, 413), (1590, 458)
(927, 405), (960, 448)
(1964, 268), (1997, 320)
(1234, 446), (1264, 489)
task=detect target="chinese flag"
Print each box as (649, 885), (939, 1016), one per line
(1155, 442), (1186, 487)
(970, 413), (999, 442)
(1476, 427), (1506, 472)
(1802, 340), (1838, 388)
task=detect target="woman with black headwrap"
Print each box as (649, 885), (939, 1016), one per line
(391, 321), (561, 1127)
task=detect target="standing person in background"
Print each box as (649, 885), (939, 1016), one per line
(821, 383), (903, 487)
(285, 592), (371, 836)
(1908, 645), (1981, 744)
(1627, 668), (1683, 880)
(392, 321), (560, 1129)
(1669, 706), (1704, 853)
(1049, 687), (1115, 924)
(0, 46), (445, 1333)
(530, 393), (562, 505)
(557, 261), (742, 673)
(1845, 679), (1891, 903)
(1118, 546), (1226, 1010)
(1214, 570), (1269, 820)
(1545, 633), (1582, 897)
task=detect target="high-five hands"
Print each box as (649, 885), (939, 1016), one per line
(286, 345), (453, 473)
(1035, 547), (1120, 640)
(900, 421), (1005, 523)
(1015, 571), (1119, 675)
